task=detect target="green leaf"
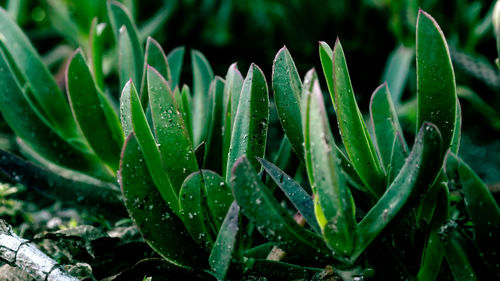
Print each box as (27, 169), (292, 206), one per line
(381, 44), (414, 105)
(180, 85), (193, 140)
(258, 157), (320, 234)
(417, 183), (449, 281)
(318, 41), (335, 110)
(302, 70), (356, 258)
(417, 231), (444, 281)
(272, 47), (304, 159)
(353, 123), (443, 261)
(204, 77), (225, 173)
(369, 83), (408, 178)
(416, 10), (457, 150)
(201, 170), (233, 230)
(167, 46), (185, 89)
(191, 49), (214, 146)
(120, 134), (205, 268)
(120, 81), (133, 137)
(231, 156), (329, 259)
(0, 48), (112, 181)
(179, 172), (215, 251)
(209, 201), (240, 280)
(457, 85), (500, 130)
(66, 49), (123, 171)
(128, 80), (179, 216)
(450, 100), (461, 154)
(108, 1), (144, 89)
(222, 63), (243, 179)
(140, 37), (172, 105)
(225, 64), (269, 183)
(148, 66), (199, 192)
(332, 39), (385, 196)
(441, 227), (479, 281)
(0, 7), (81, 140)
(445, 152), (500, 272)
(88, 18), (106, 90)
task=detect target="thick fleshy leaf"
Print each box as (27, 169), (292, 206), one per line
(209, 201), (240, 280)
(231, 156), (330, 259)
(108, 1), (143, 89)
(353, 123), (443, 261)
(118, 26), (141, 91)
(180, 85), (193, 140)
(148, 66), (198, 192)
(258, 157), (320, 233)
(0, 149), (124, 216)
(66, 50), (123, 171)
(191, 50), (214, 146)
(88, 18), (106, 90)
(441, 228), (479, 281)
(128, 80), (179, 216)
(119, 134), (205, 268)
(120, 82), (133, 137)
(445, 152), (500, 272)
(302, 71), (356, 257)
(369, 83), (408, 176)
(332, 39), (385, 196)
(225, 64), (269, 182)
(167, 46), (185, 89)
(0, 7), (80, 140)
(222, 63), (243, 178)
(318, 41), (335, 109)
(416, 10), (457, 150)
(450, 100), (461, 154)
(179, 172), (215, 251)
(140, 37), (172, 105)
(0, 49), (112, 181)
(272, 47), (304, 159)
(201, 170), (233, 230)
(417, 184), (449, 281)
(381, 44), (414, 104)
(204, 77), (225, 173)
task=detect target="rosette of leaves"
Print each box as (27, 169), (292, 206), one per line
(0, 6), (124, 214)
(231, 10), (499, 280)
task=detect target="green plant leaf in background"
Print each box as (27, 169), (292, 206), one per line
(445, 152), (500, 274)
(369, 83), (408, 182)
(120, 134), (205, 268)
(191, 49), (214, 146)
(0, 47), (112, 181)
(318, 41), (335, 109)
(331, 39), (385, 196)
(302, 68), (356, 259)
(225, 64), (269, 182)
(204, 77), (225, 173)
(147, 66), (198, 193)
(108, 0), (144, 89)
(167, 46), (185, 90)
(88, 18), (106, 90)
(416, 10), (457, 150)
(0, 7), (82, 141)
(272, 46), (304, 159)
(66, 49), (123, 172)
(381, 44), (414, 105)
(140, 37), (172, 105)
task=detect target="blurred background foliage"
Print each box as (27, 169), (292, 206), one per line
(0, 0), (498, 187)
